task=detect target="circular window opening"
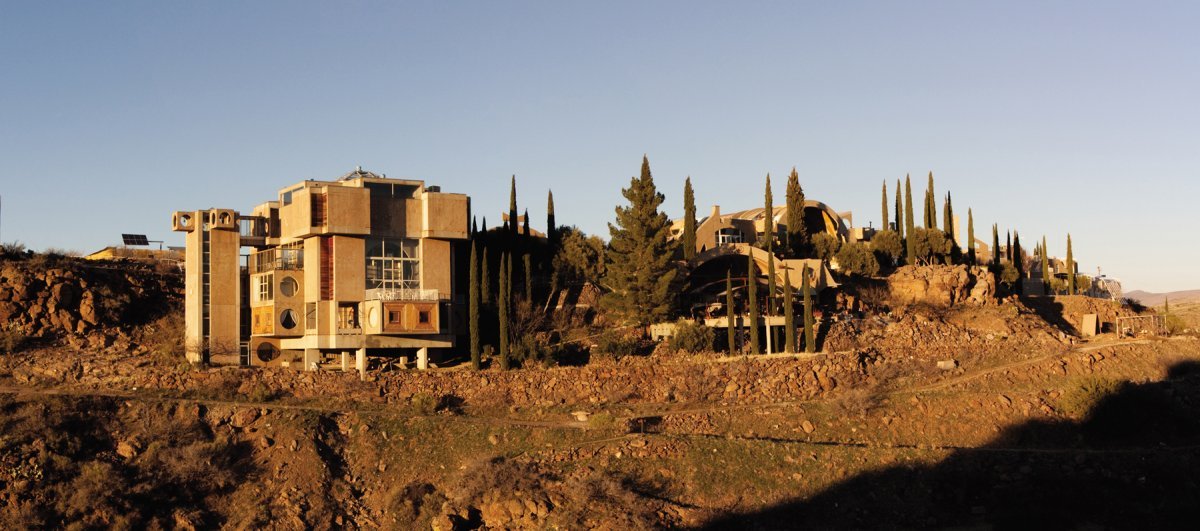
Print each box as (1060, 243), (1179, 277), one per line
(279, 277), (298, 297)
(256, 343), (279, 363)
(280, 309), (298, 330)
(367, 307), (379, 328)
(219, 212), (232, 225)
(179, 214), (191, 227)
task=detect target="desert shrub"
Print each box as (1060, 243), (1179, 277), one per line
(835, 241), (880, 277)
(587, 412), (616, 430)
(0, 323), (26, 354)
(996, 262), (1020, 290)
(1165, 314), (1189, 335)
(835, 387), (882, 416)
(0, 241), (27, 258)
(512, 334), (554, 368)
(668, 320), (714, 354)
(382, 482), (447, 528)
(1060, 376), (1126, 417)
(143, 313), (185, 363)
(593, 330), (639, 361)
(812, 233), (841, 261)
(244, 383), (277, 403)
(410, 393), (438, 416)
(870, 229), (903, 266)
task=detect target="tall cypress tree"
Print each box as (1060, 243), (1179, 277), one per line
(498, 252), (510, 370)
(1006, 231), (1012, 263)
(943, 192), (954, 242)
(522, 208), (530, 237)
(783, 268), (795, 354)
(725, 271), (736, 354)
(471, 216), (478, 239)
(469, 242), (481, 370)
(904, 174), (916, 265)
(1067, 234), (1075, 295)
(481, 246), (492, 305)
(546, 190), (557, 246)
(894, 178), (903, 239)
(761, 174), (774, 252)
(803, 265), (815, 353)
(967, 209), (976, 265)
(683, 177), (697, 260)
(881, 180), (889, 231)
(992, 224), (1001, 268)
(767, 253), (776, 321)
(603, 156), (678, 325)
(748, 253), (760, 355)
(1041, 235), (1050, 292)
(523, 253), (532, 303)
(508, 176), (518, 242)
(925, 172), (936, 230)
(785, 167), (807, 258)
(1013, 231), (1024, 293)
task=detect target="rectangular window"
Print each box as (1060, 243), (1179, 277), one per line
(311, 192), (328, 227)
(365, 238), (420, 292)
(388, 310), (401, 324)
(255, 273), (274, 302)
(418, 310), (430, 324)
(337, 303), (359, 330)
(320, 237), (333, 300)
(305, 302), (317, 330)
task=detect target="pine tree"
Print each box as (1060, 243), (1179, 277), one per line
(785, 168), (807, 258)
(991, 224), (1000, 268)
(683, 177), (697, 260)
(1041, 235), (1050, 292)
(508, 176), (519, 242)
(498, 253), (510, 370)
(546, 190), (557, 246)
(925, 172), (936, 230)
(803, 265), (815, 353)
(1067, 234), (1075, 295)
(761, 174), (774, 251)
(894, 178), (903, 239)
(523, 253), (532, 302)
(603, 156), (678, 325)
(748, 253), (760, 355)
(904, 174), (916, 265)
(469, 242), (481, 370)
(881, 180), (889, 231)
(967, 209), (976, 265)
(481, 246), (492, 306)
(783, 268), (795, 353)
(726, 271), (736, 354)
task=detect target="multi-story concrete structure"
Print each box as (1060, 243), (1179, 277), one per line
(172, 168), (469, 375)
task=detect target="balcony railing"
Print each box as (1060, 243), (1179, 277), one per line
(366, 288), (439, 301)
(249, 248), (304, 274)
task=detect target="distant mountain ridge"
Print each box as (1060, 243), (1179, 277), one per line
(1125, 289), (1200, 307)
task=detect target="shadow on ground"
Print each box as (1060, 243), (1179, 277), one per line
(696, 360), (1200, 530)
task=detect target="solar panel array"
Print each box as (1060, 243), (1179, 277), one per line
(122, 234), (150, 246)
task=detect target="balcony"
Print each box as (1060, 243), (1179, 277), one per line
(366, 288), (439, 301)
(249, 248), (304, 274)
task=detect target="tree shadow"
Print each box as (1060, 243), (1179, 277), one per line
(1022, 296), (1077, 335)
(695, 360), (1200, 530)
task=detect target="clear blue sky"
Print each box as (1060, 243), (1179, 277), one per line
(2, 2), (1197, 292)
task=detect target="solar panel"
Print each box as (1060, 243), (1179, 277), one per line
(122, 234), (150, 246)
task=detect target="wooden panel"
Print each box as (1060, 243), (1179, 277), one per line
(251, 305), (275, 336)
(381, 301), (439, 334)
(320, 236), (333, 300)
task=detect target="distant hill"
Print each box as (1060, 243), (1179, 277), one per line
(1124, 289), (1200, 307)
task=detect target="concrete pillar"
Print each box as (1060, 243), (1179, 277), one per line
(356, 348), (366, 380)
(416, 347), (429, 370)
(341, 351), (350, 372)
(304, 349), (320, 372)
(765, 320), (773, 355)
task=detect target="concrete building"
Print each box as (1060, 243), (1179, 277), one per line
(172, 168), (470, 375)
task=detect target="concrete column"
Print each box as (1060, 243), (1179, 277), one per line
(356, 348), (367, 380)
(341, 351), (350, 372)
(416, 347), (429, 370)
(765, 320), (773, 355)
(304, 349), (320, 372)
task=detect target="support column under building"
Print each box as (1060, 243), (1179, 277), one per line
(341, 351), (349, 372)
(416, 347), (429, 370)
(304, 349), (320, 371)
(356, 348), (366, 380)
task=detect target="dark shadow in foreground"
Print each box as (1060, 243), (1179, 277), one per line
(696, 360), (1200, 530)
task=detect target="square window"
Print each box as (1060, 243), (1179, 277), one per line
(418, 311), (430, 324)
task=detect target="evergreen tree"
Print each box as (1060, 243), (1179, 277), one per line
(1067, 234), (1075, 295)
(894, 178), (903, 239)
(1013, 231), (1024, 293)
(603, 156), (678, 325)
(925, 172), (937, 230)
(1165, 296), (1171, 314)
(523, 253), (532, 303)
(767, 253), (776, 320)
(469, 242), (481, 370)
(546, 190), (557, 246)
(683, 177), (697, 260)
(943, 192), (954, 241)
(509, 176), (518, 241)
(472, 216), (478, 239)
(726, 271), (736, 354)
(761, 174), (774, 252)
(992, 224), (1000, 268)
(904, 174), (916, 265)
(748, 253), (760, 354)
(783, 268), (795, 354)
(481, 246), (492, 306)
(1006, 231), (1012, 263)
(498, 253), (510, 370)
(881, 180), (889, 231)
(481, 216), (488, 232)
(803, 264), (815, 353)
(967, 209), (976, 265)
(1041, 235), (1050, 292)
(785, 167), (807, 258)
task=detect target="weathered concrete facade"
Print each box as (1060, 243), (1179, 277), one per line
(173, 169), (469, 373)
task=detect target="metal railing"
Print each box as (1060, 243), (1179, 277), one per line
(366, 288), (439, 301)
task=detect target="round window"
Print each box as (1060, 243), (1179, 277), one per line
(279, 276), (298, 297)
(367, 307), (379, 328)
(280, 309), (298, 330)
(256, 343), (280, 363)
